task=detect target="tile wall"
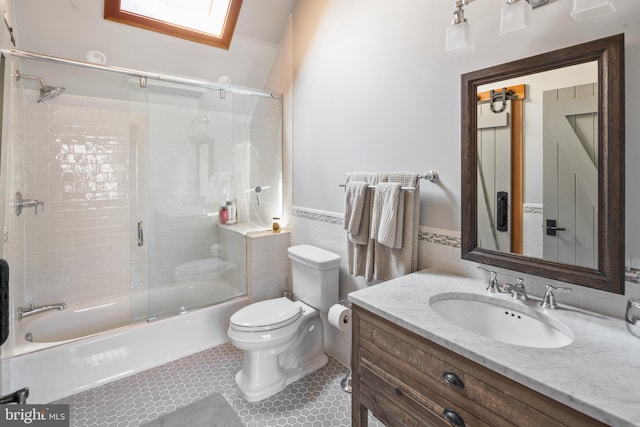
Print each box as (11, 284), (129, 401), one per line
(5, 82), (284, 321)
(288, 206), (640, 366)
(8, 89), (132, 308)
(246, 230), (290, 302)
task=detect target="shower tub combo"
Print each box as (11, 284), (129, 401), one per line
(13, 291), (248, 403)
(0, 50), (284, 403)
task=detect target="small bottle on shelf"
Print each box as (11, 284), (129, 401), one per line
(219, 205), (228, 225)
(272, 217), (281, 233)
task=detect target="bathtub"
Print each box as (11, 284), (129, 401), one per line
(9, 282), (248, 403)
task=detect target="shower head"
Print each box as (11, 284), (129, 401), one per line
(15, 70), (66, 103)
(38, 85), (66, 103)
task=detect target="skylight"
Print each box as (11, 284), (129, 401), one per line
(104, 0), (242, 49)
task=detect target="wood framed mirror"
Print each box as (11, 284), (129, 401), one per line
(461, 34), (625, 293)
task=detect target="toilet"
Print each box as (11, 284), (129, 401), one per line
(227, 244), (340, 402)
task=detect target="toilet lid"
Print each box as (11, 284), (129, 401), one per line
(230, 297), (303, 332)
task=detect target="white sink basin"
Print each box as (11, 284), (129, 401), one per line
(429, 292), (574, 348)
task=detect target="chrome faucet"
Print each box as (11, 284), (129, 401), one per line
(0, 387), (29, 404)
(541, 285), (572, 309)
(17, 303), (67, 320)
(509, 277), (529, 302)
(477, 267), (529, 301)
(500, 277), (529, 301)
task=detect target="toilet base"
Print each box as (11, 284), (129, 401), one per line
(235, 352), (328, 402)
(233, 316), (328, 402)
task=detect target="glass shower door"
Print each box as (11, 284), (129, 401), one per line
(130, 79), (246, 322)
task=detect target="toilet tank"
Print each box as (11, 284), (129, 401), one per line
(288, 245), (340, 311)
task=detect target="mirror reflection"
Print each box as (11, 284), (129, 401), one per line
(461, 34), (625, 294)
(476, 62), (599, 269)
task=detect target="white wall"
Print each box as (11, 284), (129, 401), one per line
(290, 0), (639, 235)
(289, 0), (640, 366)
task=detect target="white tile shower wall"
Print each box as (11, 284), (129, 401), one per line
(2, 74), (27, 358)
(230, 95), (283, 228)
(143, 92), (216, 292)
(247, 96), (283, 222)
(246, 230), (290, 302)
(5, 85), (25, 257)
(12, 90), (131, 307)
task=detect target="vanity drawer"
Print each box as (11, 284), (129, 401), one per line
(353, 306), (606, 427)
(360, 349), (493, 427)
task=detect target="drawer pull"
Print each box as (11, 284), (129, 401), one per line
(443, 372), (465, 389)
(443, 409), (466, 427)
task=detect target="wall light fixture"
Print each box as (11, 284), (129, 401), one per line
(444, 0), (616, 56)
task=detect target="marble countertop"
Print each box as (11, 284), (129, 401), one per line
(348, 268), (640, 427)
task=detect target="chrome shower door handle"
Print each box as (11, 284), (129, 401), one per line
(137, 221), (144, 247)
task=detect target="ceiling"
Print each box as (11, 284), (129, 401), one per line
(10, 0), (297, 93)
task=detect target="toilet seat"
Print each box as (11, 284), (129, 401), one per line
(230, 297), (303, 332)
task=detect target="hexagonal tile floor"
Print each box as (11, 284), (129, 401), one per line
(55, 342), (385, 426)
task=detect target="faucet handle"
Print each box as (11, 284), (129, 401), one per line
(486, 271), (500, 293)
(477, 266), (500, 293)
(541, 284), (572, 309)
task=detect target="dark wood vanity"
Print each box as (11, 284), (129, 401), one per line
(351, 305), (607, 427)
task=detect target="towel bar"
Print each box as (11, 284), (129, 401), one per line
(338, 171), (438, 190)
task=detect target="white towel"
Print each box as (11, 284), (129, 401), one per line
(373, 173), (420, 281)
(344, 181), (369, 239)
(345, 172), (378, 280)
(371, 182), (403, 248)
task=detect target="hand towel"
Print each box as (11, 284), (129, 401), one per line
(343, 181), (369, 238)
(345, 172), (378, 280)
(373, 173), (420, 281)
(370, 182), (403, 248)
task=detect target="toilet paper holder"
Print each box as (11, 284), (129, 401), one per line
(338, 299), (351, 323)
(338, 299), (352, 394)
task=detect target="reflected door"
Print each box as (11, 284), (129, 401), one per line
(477, 102), (512, 252)
(542, 83), (598, 268)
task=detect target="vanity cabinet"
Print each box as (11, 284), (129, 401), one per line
(351, 305), (606, 427)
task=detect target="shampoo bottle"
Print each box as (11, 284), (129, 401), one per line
(219, 205), (228, 224)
